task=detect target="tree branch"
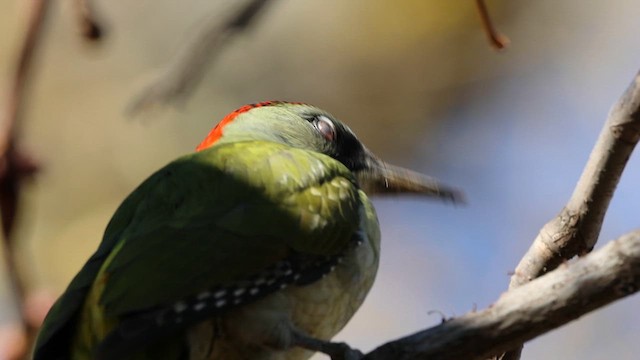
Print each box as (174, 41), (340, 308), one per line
(510, 70), (640, 287)
(73, 0), (104, 40)
(361, 230), (640, 360)
(0, 0), (48, 303)
(127, 0), (277, 115)
(498, 70), (640, 359)
(0, 1), (49, 358)
(475, 0), (510, 50)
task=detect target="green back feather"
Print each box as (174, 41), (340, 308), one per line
(34, 140), (363, 359)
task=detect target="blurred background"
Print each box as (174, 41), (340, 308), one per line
(1, 0), (639, 359)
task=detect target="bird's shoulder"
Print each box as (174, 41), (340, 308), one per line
(100, 140), (363, 313)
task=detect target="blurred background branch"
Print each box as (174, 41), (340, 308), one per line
(127, 0), (277, 115)
(0, 0), (106, 358)
(73, 0), (104, 41)
(0, 0), (49, 358)
(475, 0), (509, 49)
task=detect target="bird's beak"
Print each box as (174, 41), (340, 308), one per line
(356, 149), (464, 203)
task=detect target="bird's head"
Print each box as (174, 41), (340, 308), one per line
(197, 101), (463, 201)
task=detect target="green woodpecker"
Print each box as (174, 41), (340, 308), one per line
(34, 101), (461, 360)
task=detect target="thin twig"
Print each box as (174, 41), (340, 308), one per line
(73, 0), (104, 40)
(497, 70), (640, 360)
(475, 0), (510, 50)
(0, 0), (49, 357)
(361, 230), (640, 360)
(0, 1), (48, 155)
(127, 0), (276, 115)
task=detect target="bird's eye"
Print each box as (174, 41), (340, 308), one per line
(313, 115), (336, 142)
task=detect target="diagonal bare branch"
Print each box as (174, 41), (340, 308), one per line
(362, 230), (640, 360)
(498, 70), (640, 359)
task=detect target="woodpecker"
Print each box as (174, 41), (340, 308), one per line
(34, 101), (461, 360)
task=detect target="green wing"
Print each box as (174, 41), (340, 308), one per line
(35, 141), (362, 359)
(33, 169), (151, 360)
